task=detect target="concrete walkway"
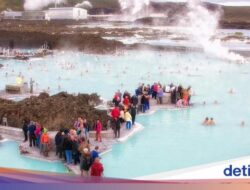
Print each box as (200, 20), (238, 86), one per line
(0, 122), (144, 174)
(0, 103), (181, 175)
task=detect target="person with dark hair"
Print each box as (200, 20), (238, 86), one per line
(123, 91), (131, 100)
(72, 136), (80, 165)
(208, 118), (216, 126)
(171, 87), (177, 104)
(123, 95), (130, 108)
(141, 93), (147, 113)
(145, 93), (150, 111)
(63, 135), (73, 165)
(202, 117), (209, 126)
(28, 121), (36, 147)
(59, 130), (67, 159)
(91, 146), (100, 162)
(177, 85), (183, 100)
(95, 120), (102, 142)
(113, 118), (121, 138)
(130, 105), (137, 125)
(83, 119), (90, 141)
(112, 92), (121, 107)
(152, 82), (158, 100)
(111, 106), (120, 120)
(22, 119), (29, 142)
(131, 94), (138, 107)
(55, 130), (63, 156)
(119, 107), (125, 124)
(80, 148), (92, 177)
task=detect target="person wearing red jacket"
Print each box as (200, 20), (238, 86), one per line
(111, 106), (120, 120)
(123, 96), (130, 107)
(95, 120), (102, 142)
(91, 157), (104, 177)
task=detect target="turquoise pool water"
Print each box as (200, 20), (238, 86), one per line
(0, 140), (68, 173)
(1, 51), (241, 100)
(1, 50), (250, 178)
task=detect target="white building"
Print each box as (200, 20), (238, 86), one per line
(45, 7), (87, 21)
(3, 11), (22, 19)
(22, 11), (45, 20)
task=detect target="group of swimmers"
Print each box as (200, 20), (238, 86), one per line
(202, 117), (216, 126)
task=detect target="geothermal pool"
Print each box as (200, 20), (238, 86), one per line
(0, 140), (68, 173)
(0, 50), (250, 178)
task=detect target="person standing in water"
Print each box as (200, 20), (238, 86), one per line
(240, 121), (245, 127)
(208, 118), (216, 126)
(202, 117), (209, 126)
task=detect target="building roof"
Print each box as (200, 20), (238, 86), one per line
(48, 7), (86, 11)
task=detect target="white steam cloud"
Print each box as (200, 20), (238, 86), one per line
(119, 0), (150, 20)
(181, 0), (245, 62)
(119, 0), (150, 15)
(24, 0), (66, 11)
(75, 1), (93, 9)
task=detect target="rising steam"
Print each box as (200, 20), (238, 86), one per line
(75, 1), (93, 9)
(119, 0), (150, 21)
(24, 0), (66, 11)
(182, 0), (245, 62)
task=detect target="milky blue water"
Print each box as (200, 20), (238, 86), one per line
(0, 50), (250, 178)
(0, 140), (68, 173)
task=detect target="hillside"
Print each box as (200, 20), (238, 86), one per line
(0, 0), (24, 11)
(0, 0), (250, 28)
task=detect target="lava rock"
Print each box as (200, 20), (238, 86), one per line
(0, 92), (110, 131)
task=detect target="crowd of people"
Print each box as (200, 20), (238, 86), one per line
(111, 90), (138, 138)
(22, 119), (51, 157)
(135, 82), (192, 109)
(54, 118), (104, 177)
(17, 82), (193, 177)
(21, 117), (104, 177)
(109, 82), (192, 137)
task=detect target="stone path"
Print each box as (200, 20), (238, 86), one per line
(0, 103), (182, 175)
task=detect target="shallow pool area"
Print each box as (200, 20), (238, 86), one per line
(0, 140), (68, 173)
(1, 50), (250, 178)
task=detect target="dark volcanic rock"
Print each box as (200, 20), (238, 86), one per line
(0, 29), (124, 54)
(0, 92), (110, 131)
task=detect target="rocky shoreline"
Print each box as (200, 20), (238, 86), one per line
(0, 15), (250, 55)
(0, 92), (110, 131)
